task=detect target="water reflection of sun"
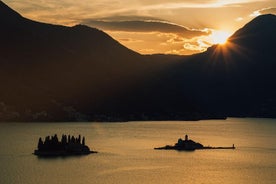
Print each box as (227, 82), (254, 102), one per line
(211, 30), (231, 45)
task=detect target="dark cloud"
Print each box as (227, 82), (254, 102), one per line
(83, 19), (209, 38)
(90, 15), (163, 22)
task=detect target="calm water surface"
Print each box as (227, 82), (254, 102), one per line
(0, 118), (275, 184)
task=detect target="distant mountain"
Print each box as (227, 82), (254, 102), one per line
(0, 1), (199, 121)
(167, 14), (276, 117)
(0, 0), (276, 121)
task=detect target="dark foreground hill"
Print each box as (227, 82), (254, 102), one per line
(0, 1), (276, 121)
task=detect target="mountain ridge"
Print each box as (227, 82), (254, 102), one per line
(173, 13), (276, 117)
(0, 0), (22, 20)
(0, 1), (188, 121)
(0, 1), (276, 121)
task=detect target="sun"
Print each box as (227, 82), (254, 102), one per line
(211, 30), (231, 45)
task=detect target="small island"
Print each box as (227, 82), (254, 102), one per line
(154, 134), (235, 151)
(34, 134), (97, 157)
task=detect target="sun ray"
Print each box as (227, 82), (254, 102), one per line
(211, 30), (231, 45)
(207, 37), (253, 73)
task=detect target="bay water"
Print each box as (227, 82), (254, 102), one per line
(0, 118), (275, 184)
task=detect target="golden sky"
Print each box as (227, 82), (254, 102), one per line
(4, 0), (276, 55)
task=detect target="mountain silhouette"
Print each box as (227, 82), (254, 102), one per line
(207, 14), (276, 117)
(0, 1), (196, 121)
(0, 1), (23, 22)
(166, 14), (276, 117)
(0, 1), (276, 121)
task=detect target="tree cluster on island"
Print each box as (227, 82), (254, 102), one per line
(34, 134), (97, 157)
(155, 134), (235, 151)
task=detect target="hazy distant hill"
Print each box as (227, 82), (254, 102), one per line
(0, 1), (276, 121)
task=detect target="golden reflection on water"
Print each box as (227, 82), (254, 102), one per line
(0, 118), (275, 184)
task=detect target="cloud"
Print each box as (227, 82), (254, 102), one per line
(5, 0), (275, 55)
(138, 0), (267, 10)
(6, 0), (138, 25)
(118, 38), (143, 43)
(7, 0), (271, 26)
(83, 18), (210, 39)
(103, 29), (213, 55)
(233, 6), (276, 25)
(183, 36), (212, 53)
(82, 17), (212, 55)
(235, 17), (244, 21)
(250, 7), (276, 17)
(259, 7), (276, 14)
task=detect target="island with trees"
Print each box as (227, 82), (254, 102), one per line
(34, 134), (97, 157)
(154, 134), (235, 151)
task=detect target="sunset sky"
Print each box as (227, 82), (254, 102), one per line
(4, 0), (276, 55)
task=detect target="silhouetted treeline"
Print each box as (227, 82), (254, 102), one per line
(36, 134), (91, 155)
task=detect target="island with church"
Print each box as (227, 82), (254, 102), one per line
(34, 134), (97, 157)
(154, 134), (235, 151)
